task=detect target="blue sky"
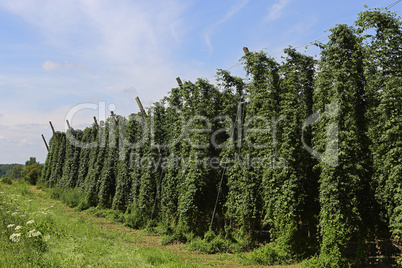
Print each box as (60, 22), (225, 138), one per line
(0, 0), (401, 164)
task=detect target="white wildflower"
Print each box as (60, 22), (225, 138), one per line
(26, 220), (35, 225)
(9, 233), (21, 242)
(44, 235), (50, 242)
(11, 212), (18, 216)
(15, 225), (22, 230)
(7, 224), (15, 228)
(28, 229), (41, 238)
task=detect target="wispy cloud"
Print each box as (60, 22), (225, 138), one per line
(42, 60), (86, 72)
(204, 0), (250, 52)
(266, 0), (291, 21)
(217, 0), (250, 25)
(0, 0), (191, 162)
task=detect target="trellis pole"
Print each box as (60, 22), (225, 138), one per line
(41, 134), (49, 151)
(49, 121), (58, 142)
(66, 120), (71, 130)
(176, 77), (183, 88)
(93, 116), (99, 131)
(135, 96), (148, 120)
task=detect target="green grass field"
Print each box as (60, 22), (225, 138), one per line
(0, 181), (297, 267)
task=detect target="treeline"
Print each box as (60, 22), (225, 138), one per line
(1, 157), (43, 185)
(40, 9), (402, 267)
(0, 164), (21, 177)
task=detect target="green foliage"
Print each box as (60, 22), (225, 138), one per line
(0, 163), (21, 177)
(355, 9), (402, 242)
(188, 230), (231, 254)
(312, 22), (374, 265)
(85, 207), (125, 222)
(98, 117), (119, 208)
(9, 164), (23, 180)
(25, 156), (39, 166)
(241, 242), (294, 266)
(0, 184), (53, 266)
(300, 252), (348, 268)
(124, 203), (147, 229)
(22, 162), (43, 185)
(0, 177), (12, 184)
(49, 187), (86, 209)
(0, 181), (203, 267)
(75, 126), (97, 189)
(38, 8), (402, 266)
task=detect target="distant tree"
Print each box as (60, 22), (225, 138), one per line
(9, 165), (23, 180)
(25, 157), (38, 166)
(0, 164), (21, 177)
(22, 163), (43, 185)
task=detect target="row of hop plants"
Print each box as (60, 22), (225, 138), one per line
(40, 9), (402, 267)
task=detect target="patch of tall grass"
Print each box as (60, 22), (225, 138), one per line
(0, 184), (54, 267)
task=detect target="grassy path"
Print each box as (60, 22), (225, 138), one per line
(1, 182), (296, 267)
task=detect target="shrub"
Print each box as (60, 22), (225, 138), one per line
(1, 177), (12, 184)
(240, 243), (294, 266)
(59, 188), (85, 208)
(48, 187), (86, 209)
(299, 251), (348, 268)
(188, 230), (231, 254)
(124, 210), (145, 229)
(22, 163), (43, 185)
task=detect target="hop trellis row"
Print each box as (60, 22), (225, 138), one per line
(40, 9), (402, 266)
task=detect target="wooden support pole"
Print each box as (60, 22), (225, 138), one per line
(110, 111), (117, 128)
(93, 116), (99, 131)
(176, 77), (183, 88)
(41, 134), (49, 151)
(66, 119), (71, 130)
(243, 47), (249, 54)
(49, 121), (58, 142)
(135, 96), (148, 120)
(49, 121), (56, 135)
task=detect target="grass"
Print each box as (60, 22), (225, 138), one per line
(0, 181), (298, 267)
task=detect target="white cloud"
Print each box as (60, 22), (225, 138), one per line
(42, 60), (61, 71)
(0, 0), (200, 163)
(266, 0), (291, 21)
(42, 60), (86, 72)
(204, 34), (213, 52)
